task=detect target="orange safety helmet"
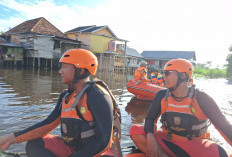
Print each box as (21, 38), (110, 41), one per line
(164, 58), (193, 79)
(59, 49), (98, 75)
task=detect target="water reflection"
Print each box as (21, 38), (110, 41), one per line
(95, 71), (127, 95)
(125, 97), (151, 124)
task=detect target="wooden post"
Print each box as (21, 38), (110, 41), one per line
(27, 57), (29, 68)
(51, 59), (52, 70)
(123, 41), (127, 74)
(38, 57), (40, 68)
(14, 51), (16, 67)
(33, 57), (35, 68)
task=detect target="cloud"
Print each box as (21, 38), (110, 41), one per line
(0, 0), (232, 66)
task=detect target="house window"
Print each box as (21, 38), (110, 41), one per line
(54, 40), (60, 49)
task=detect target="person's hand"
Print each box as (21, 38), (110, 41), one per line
(0, 133), (17, 151)
(146, 133), (159, 157)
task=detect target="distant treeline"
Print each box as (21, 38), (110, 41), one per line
(194, 64), (226, 78)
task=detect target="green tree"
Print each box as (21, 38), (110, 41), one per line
(226, 45), (232, 78)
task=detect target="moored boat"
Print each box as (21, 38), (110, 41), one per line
(126, 80), (165, 100)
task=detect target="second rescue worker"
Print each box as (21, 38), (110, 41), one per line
(134, 61), (150, 83)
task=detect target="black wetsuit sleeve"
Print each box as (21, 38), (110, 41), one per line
(73, 85), (113, 157)
(145, 89), (166, 133)
(14, 91), (67, 143)
(196, 89), (232, 145)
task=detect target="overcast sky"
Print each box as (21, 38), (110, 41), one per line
(0, 0), (232, 67)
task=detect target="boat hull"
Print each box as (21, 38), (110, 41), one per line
(123, 153), (145, 157)
(126, 80), (165, 100)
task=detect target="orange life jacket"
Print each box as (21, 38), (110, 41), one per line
(160, 86), (210, 141)
(60, 79), (121, 156)
(134, 67), (149, 82)
(151, 73), (163, 86)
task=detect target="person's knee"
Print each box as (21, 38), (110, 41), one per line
(131, 134), (142, 143)
(26, 138), (44, 154)
(130, 124), (145, 137)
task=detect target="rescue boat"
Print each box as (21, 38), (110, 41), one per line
(126, 80), (165, 100)
(123, 153), (145, 157)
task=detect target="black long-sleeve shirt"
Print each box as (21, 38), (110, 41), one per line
(145, 88), (232, 146)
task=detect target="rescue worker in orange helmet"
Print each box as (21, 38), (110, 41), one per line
(134, 61), (151, 83)
(150, 68), (164, 87)
(0, 49), (121, 157)
(130, 58), (232, 157)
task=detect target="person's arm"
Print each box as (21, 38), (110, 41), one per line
(72, 86), (114, 157)
(145, 90), (166, 157)
(142, 77), (151, 83)
(0, 133), (16, 151)
(141, 71), (151, 83)
(0, 91), (66, 151)
(145, 90), (166, 133)
(196, 89), (232, 146)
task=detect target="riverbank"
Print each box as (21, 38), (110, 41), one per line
(194, 66), (226, 78)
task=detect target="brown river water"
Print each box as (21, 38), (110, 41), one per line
(0, 68), (232, 156)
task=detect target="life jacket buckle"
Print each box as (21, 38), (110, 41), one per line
(62, 136), (74, 142)
(167, 131), (171, 139)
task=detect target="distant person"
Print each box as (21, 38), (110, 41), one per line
(0, 49), (121, 157)
(150, 68), (164, 87)
(130, 58), (232, 156)
(134, 61), (150, 83)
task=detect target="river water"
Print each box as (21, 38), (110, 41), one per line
(0, 68), (231, 156)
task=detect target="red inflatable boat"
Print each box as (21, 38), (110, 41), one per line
(123, 153), (145, 157)
(126, 80), (165, 100)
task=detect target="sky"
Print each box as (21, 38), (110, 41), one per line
(0, 0), (232, 67)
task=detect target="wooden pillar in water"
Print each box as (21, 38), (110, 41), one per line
(14, 53), (16, 67)
(51, 59), (52, 70)
(33, 57), (35, 68)
(38, 57), (40, 68)
(27, 57), (29, 68)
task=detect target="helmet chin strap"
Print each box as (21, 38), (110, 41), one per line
(68, 67), (90, 93)
(168, 73), (186, 92)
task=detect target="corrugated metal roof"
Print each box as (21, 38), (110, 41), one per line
(141, 51), (196, 60)
(81, 26), (105, 33)
(66, 25), (96, 33)
(125, 47), (142, 58)
(66, 25), (118, 38)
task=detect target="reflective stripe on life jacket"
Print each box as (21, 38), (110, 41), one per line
(160, 86), (210, 140)
(134, 67), (147, 82)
